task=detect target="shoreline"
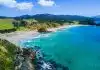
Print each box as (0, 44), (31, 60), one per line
(0, 25), (85, 46)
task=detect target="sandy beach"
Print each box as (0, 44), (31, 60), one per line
(0, 25), (83, 46)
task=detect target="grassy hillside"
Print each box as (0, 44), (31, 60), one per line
(0, 19), (14, 30)
(0, 39), (17, 70)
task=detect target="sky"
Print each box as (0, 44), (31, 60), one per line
(0, 0), (100, 17)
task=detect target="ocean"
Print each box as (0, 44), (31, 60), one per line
(20, 26), (100, 70)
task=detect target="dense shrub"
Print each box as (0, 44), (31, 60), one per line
(38, 27), (47, 32)
(0, 28), (16, 33)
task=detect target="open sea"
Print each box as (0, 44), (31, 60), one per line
(20, 26), (100, 70)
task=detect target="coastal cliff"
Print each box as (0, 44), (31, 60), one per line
(0, 39), (35, 70)
(0, 39), (17, 70)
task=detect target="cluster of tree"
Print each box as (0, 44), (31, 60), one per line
(0, 39), (17, 70)
(12, 20), (28, 29)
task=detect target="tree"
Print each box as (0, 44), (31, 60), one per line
(12, 20), (20, 29)
(20, 20), (28, 27)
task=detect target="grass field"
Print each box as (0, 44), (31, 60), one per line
(0, 19), (36, 31)
(0, 19), (14, 30)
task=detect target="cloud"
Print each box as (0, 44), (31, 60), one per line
(38, 0), (55, 7)
(0, 0), (34, 10)
(16, 2), (33, 10)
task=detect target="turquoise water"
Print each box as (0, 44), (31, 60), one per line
(21, 26), (100, 70)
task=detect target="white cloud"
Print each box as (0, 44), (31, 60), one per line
(38, 0), (55, 7)
(16, 2), (33, 10)
(0, 0), (34, 10)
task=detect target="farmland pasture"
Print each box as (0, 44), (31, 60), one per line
(0, 19), (14, 30)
